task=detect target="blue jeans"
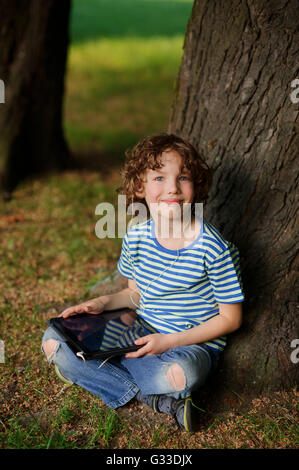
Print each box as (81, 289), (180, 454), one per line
(41, 326), (218, 409)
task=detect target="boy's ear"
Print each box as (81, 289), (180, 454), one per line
(135, 184), (145, 199)
(135, 189), (145, 199)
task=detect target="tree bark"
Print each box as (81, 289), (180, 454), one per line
(0, 0), (71, 193)
(169, 0), (299, 397)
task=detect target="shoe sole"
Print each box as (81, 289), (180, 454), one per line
(184, 397), (201, 432)
(54, 364), (73, 386)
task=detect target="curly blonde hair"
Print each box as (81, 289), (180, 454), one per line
(117, 133), (213, 216)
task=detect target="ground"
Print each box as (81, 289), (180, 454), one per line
(0, 169), (298, 449)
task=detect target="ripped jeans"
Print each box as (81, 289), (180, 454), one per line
(41, 326), (218, 409)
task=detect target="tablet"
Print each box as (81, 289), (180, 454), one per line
(47, 308), (147, 361)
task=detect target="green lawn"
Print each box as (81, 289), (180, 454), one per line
(1, 172), (298, 449)
(1, 0), (298, 450)
(64, 0), (193, 161)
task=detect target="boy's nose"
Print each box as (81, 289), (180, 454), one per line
(165, 178), (180, 194)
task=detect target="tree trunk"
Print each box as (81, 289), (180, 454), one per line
(0, 0), (71, 193)
(169, 0), (299, 397)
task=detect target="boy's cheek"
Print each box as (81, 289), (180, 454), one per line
(146, 188), (161, 203)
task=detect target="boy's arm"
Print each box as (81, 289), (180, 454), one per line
(169, 302), (242, 348)
(125, 302), (242, 357)
(60, 278), (140, 317)
(102, 278), (140, 311)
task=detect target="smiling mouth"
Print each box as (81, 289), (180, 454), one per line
(160, 200), (182, 204)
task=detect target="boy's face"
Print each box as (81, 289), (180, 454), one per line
(136, 150), (194, 222)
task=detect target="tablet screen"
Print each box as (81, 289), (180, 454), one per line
(50, 309), (142, 353)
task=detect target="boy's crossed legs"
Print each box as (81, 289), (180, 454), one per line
(43, 339), (186, 391)
(42, 327), (213, 431)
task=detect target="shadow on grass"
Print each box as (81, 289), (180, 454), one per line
(67, 148), (126, 175)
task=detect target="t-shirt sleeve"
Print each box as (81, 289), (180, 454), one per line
(207, 242), (245, 303)
(117, 234), (135, 280)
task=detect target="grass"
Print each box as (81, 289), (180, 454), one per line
(64, 0), (193, 162)
(0, 170), (298, 449)
(4, 389), (121, 449)
(0, 170), (127, 449)
(69, 0), (194, 42)
(0, 0), (298, 450)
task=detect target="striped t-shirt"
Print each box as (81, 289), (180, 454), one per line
(117, 217), (245, 352)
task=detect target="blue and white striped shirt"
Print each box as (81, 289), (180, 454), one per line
(117, 218), (245, 352)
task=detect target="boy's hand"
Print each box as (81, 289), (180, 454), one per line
(59, 297), (106, 318)
(125, 333), (173, 358)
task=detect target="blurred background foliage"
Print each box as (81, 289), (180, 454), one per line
(64, 0), (193, 165)
(0, 0), (194, 305)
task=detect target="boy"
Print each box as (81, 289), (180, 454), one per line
(42, 133), (244, 432)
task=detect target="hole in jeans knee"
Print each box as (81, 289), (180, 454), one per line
(43, 339), (59, 362)
(166, 363), (186, 391)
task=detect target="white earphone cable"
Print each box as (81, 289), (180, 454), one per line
(128, 247), (180, 309)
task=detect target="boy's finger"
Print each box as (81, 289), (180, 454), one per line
(60, 306), (81, 317)
(125, 344), (148, 358)
(59, 303), (100, 318)
(135, 336), (150, 345)
(59, 308), (72, 317)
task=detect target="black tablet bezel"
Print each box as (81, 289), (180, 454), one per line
(47, 308), (143, 360)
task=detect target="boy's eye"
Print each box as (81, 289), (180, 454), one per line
(154, 175), (190, 181)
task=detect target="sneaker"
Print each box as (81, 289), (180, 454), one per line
(136, 392), (201, 432)
(151, 394), (160, 413)
(135, 391), (160, 412)
(54, 364), (73, 386)
(174, 397), (201, 432)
